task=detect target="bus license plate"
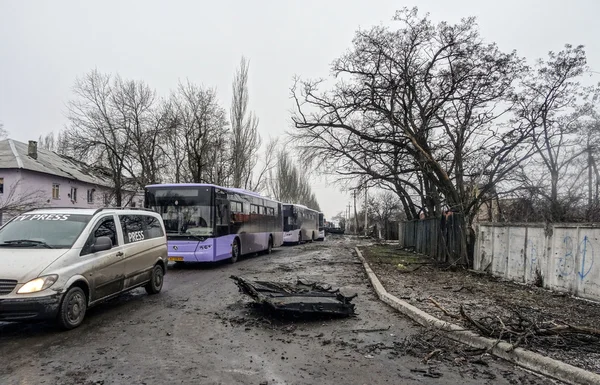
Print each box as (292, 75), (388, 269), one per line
(169, 257), (184, 261)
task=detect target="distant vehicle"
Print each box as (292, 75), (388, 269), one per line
(325, 219), (345, 235)
(317, 212), (326, 241)
(144, 183), (283, 264)
(282, 203), (319, 244)
(0, 207), (168, 329)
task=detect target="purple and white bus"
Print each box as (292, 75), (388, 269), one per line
(144, 184), (284, 263)
(282, 203), (319, 244)
(317, 212), (326, 241)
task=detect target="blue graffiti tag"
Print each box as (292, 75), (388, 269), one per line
(577, 235), (594, 281)
(558, 236), (574, 277)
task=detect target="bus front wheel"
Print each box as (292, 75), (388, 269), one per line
(230, 239), (240, 263)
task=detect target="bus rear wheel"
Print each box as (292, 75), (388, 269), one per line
(230, 238), (240, 263)
(266, 236), (273, 254)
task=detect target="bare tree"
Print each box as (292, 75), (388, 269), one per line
(366, 191), (402, 239)
(248, 137), (279, 193)
(38, 132), (56, 151)
(268, 149), (321, 210)
(0, 122), (7, 139)
(173, 80), (229, 184)
(230, 56), (261, 189)
(291, 8), (533, 264)
(514, 45), (599, 222)
(0, 179), (46, 224)
(66, 70), (134, 206)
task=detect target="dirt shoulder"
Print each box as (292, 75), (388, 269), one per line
(358, 243), (600, 375)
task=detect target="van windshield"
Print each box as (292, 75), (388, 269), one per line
(0, 213), (91, 249)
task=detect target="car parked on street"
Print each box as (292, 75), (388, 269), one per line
(0, 207), (168, 329)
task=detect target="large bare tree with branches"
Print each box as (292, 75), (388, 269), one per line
(513, 45), (600, 222)
(290, 8), (534, 264)
(66, 70), (135, 206)
(230, 56), (261, 189)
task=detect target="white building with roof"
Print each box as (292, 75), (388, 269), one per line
(0, 139), (142, 223)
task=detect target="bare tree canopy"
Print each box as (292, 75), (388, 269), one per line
(290, 8), (536, 263)
(268, 149), (321, 211)
(510, 45), (600, 222)
(0, 179), (46, 223)
(0, 122), (7, 140)
(60, 66), (286, 203)
(230, 56), (261, 189)
(172, 80), (229, 184)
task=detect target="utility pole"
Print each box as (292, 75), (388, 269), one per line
(364, 187), (368, 237)
(353, 189), (359, 236)
(589, 144), (593, 212)
(346, 203), (351, 231)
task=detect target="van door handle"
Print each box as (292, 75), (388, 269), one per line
(116, 251), (124, 257)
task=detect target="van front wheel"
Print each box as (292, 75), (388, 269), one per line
(57, 286), (87, 330)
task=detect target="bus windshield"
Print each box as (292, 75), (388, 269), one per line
(145, 187), (213, 237)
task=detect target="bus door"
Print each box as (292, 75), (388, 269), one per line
(215, 198), (233, 260)
(216, 198), (230, 236)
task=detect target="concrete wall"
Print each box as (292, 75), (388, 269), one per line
(475, 223), (600, 302)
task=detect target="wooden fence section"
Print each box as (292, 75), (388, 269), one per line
(399, 214), (470, 263)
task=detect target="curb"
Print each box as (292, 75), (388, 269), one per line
(354, 247), (600, 385)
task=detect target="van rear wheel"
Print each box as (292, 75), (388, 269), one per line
(145, 265), (164, 295)
(57, 286), (87, 330)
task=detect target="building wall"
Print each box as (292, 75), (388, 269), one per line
(5, 169), (113, 208)
(475, 223), (600, 302)
(0, 169), (125, 224)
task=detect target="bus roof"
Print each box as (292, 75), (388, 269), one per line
(145, 183), (277, 203)
(282, 203), (319, 212)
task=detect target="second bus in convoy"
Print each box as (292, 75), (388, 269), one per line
(282, 203), (319, 244)
(144, 183), (284, 263)
(317, 212), (325, 241)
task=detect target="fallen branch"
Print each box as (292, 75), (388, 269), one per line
(428, 298), (459, 319)
(459, 305), (493, 336)
(351, 326), (391, 333)
(537, 324), (600, 337)
(422, 349), (442, 363)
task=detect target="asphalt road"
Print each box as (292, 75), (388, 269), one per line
(0, 236), (550, 385)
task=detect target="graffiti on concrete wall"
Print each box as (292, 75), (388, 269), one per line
(558, 235), (575, 277)
(577, 235), (594, 281)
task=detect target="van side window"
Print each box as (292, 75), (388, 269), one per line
(82, 216), (118, 255)
(120, 214), (164, 244)
(144, 215), (164, 238)
(120, 215), (145, 244)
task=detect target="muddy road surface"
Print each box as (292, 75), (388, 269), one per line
(1, 236), (551, 385)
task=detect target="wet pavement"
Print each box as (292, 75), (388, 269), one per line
(0, 236), (550, 385)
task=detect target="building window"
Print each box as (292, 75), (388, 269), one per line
(87, 189), (94, 204)
(0, 178), (4, 194)
(52, 184), (60, 200)
(70, 187), (77, 202)
(103, 193), (110, 205)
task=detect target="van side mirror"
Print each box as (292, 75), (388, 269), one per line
(91, 236), (112, 253)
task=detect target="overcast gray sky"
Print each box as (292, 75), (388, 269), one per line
(1, 0), (599, 219)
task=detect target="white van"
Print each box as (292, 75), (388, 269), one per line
(0, 207), (168, 329)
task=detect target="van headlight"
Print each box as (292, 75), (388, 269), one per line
(17, 275), (58, 294)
